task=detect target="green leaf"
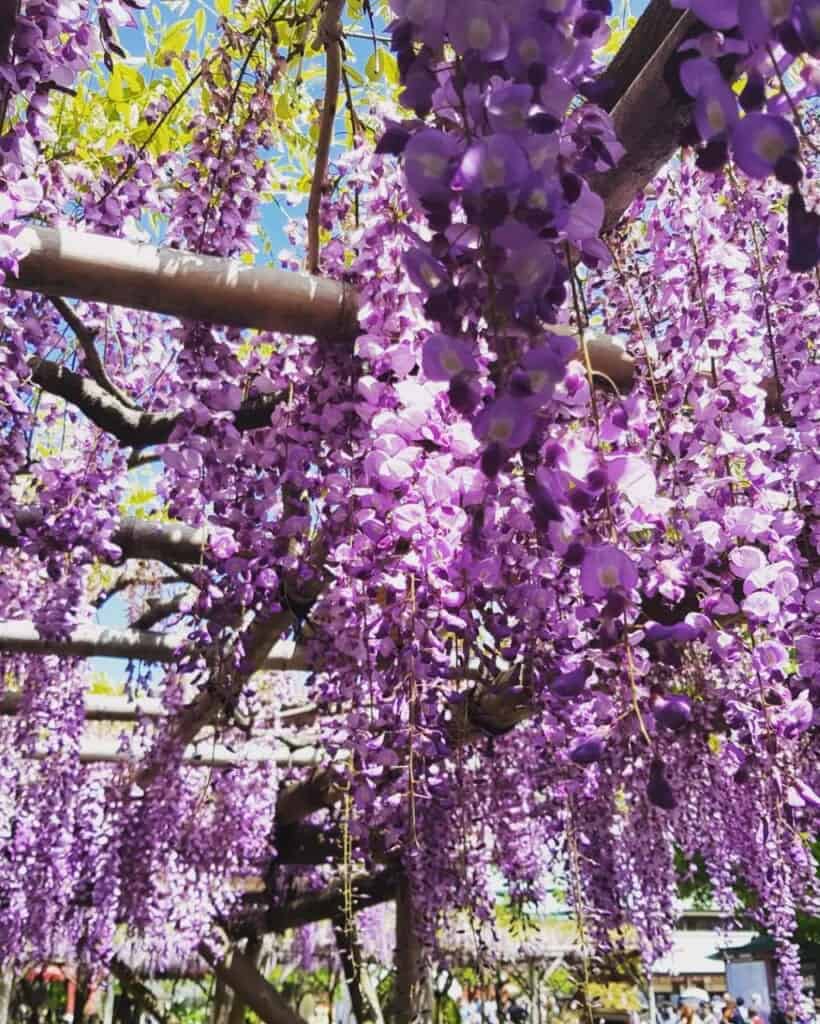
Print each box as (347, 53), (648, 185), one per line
(158, 18), (192, 59)
(344, 62), (364, 85)
(194, 6), (206, 40)
(365, 50), (380, 81)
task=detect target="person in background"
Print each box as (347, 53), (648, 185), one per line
(721, 996), (745, 1024)
(737, 998), (750, 1022)
(679, 1004), (697, 1024)
(460, 987), (482, 1024)
(700, 1000), (719, 1024)
(749, 994), (768, 1024)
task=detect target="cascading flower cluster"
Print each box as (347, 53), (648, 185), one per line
(382, 0), (624, 475)
(669, 0), (819, 270)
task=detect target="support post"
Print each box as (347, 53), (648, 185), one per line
(0, 969), (13, 1024)
(211, 972), (234, 1024)
(394, 875), (427, 1024)
(332, 914), (383, 1024)
(227, 937), (264, 1024)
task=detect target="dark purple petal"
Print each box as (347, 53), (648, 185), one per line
(730, 113), (798, 179)
(647, 758), (677, 810)
(787, 189), (820, 272)
(654, 695), (693, 730)
(570, 734), (604, 764)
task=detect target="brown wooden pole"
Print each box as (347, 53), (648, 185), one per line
(395, 875), (425, 1024)
(227, 938), (264, 1024)
(0, 620), (304, 670)
(199, 945), (308, 1024)
(332, 914), (382, 1024)
(12, 226), (360, 340)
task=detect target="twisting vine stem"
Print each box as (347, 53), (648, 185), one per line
(306, 0), (345, 275)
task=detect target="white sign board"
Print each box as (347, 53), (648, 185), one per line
(726, 961), (771, 1013)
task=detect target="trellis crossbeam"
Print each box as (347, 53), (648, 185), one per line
(12, 226), (360, 340)
(0, 620), (306, 671)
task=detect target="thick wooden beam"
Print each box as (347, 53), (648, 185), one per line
(12, 226), (360, 339)
(0, 620), (305, 671)
(0, 691), (315, 727)
(23, 735), (318, 768)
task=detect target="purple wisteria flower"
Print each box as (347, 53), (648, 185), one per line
(728, 544), (767, 577)
(391, 0), (445, 45)
(570, 734), (605, 764)
(580, 544), (638, 599)
(486, 84), (533, 135)
(739, 0), (794, 43)
(673, 0), (739, 29)
(422, 334), (479, 380)
(510, 344), (567, 405)
(403, 129), (461, 202)
(505, 238), (557, 296)
(730, 113), (799, 179)
(552, 663), (591, 698)
(694, 79), (739, 141)
(508, 20), (562, 83)
(653, 694), (693, 730)
(473, 395), (535, 449)
(457, 135), (530, 195)
(404, 248), (450, 292)
(446, 1), (510, 61)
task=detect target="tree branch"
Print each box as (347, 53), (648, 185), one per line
(30, 358), (284, 448)
(234, 868), (399, 938)
(198, 945), (308, 1024)
(306, 0), (344, 275)
(31, 357), (179, 446)
(333, 914), (382, 1024)
(49, 295), (139, 410)
(131, 592), (191, 630)
(592, 7), (698, 232)
(109, 960), (177, 1024)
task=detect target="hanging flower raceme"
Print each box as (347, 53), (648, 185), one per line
(382, 0), (621, 477)
(671, 0), (819, 271)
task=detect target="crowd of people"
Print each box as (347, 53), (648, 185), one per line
(656, 993), (814, 1024)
